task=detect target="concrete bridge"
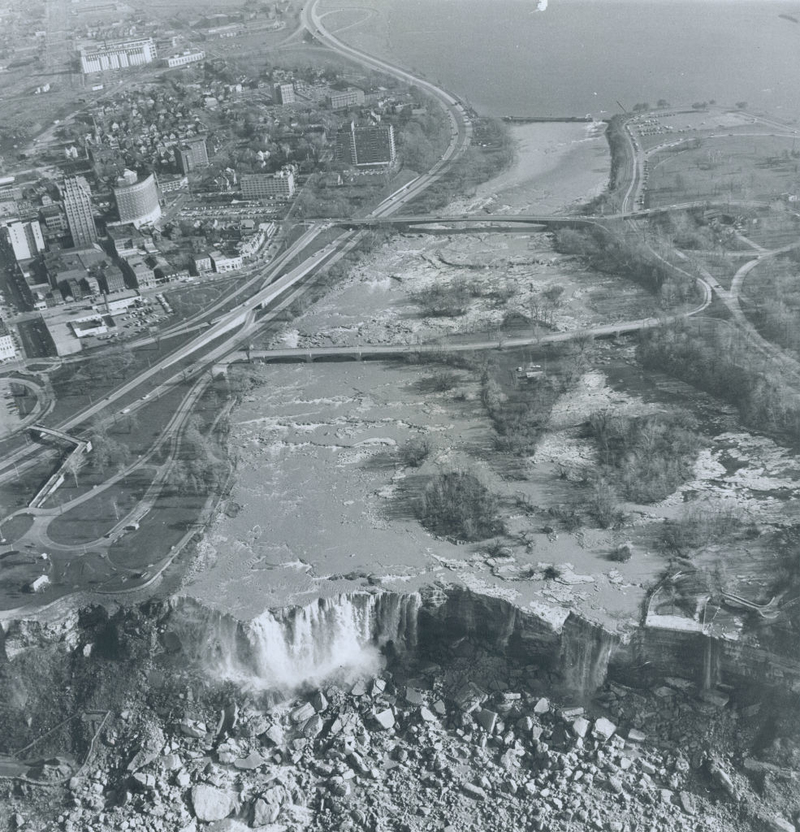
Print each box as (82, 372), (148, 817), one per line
(28, 424), (92, 509)
(327, 200), (773, 231)
(29, 424), (83, 447)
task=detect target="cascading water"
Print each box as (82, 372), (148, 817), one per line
(169, 592), (421, 691)
(702, 633), (721, 691)
(558, 615), (617, 699)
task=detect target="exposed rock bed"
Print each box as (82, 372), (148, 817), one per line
(2, 618), (799, 832)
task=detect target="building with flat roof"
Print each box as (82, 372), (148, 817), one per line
(328, 87), (365, 110)
(273, 82), (295, 105)
(176, 136), (209, 174)
(0, 185), (23, 203)
(192, 252), (212, 274)
(164, 50), (205, 68)
(39, 204), (68, 239)
(123, 256), (157, 290)
(240, 169), (296, 201)
(62, 177), (97, 248)
(335, 122), (396, 168)
(79, 38), (157, 74)
(0, 320), (16, 361)
(209, 251), (243, 272)
(114, 170), (161, 228)
(6, 221), (45, 262)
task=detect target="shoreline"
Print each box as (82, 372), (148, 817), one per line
(447, 120), (610, 216)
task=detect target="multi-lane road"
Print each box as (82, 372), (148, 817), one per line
(0, 1), (474, 490)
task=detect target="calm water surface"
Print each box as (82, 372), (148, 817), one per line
(321, 0), (800, 120)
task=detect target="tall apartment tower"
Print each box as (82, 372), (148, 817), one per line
(62, 177), (98, 248)
(114, 169), (161, 227)
(6, 221), (45, 262)
(273, 82), (295, 105)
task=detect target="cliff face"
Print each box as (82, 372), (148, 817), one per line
(2, 587), (798, 718)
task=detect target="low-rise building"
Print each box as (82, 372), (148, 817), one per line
(335, 122), (396, 168)
(123, 256), (157, 290)
(99, 263), (126, 294)
(328, 87), (365, 110)
(0, 320), (16, 361)
(176, 136), (209, 174)
(192, 252), (213, 274)
(164, 50), (205, 68)
(240, 169), (296, 201)
(209, 250), (243, 272)
(159, 174), (188, 193)
(39, 204), (68, 239)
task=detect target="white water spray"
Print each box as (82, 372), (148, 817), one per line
(172, 593), (420, 692)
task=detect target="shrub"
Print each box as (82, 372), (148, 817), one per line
(660, 504), (743, 556)
(609, 542), (634, 563)
(400, 437), (432, 468)
(413, 284), (470, 317)
(416, 470), (503, 541)
(587, 410), (702, 503)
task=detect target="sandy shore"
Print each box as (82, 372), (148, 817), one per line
(449, 120), (611, 216)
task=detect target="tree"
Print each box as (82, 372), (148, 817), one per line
(63, 452), (86, 487)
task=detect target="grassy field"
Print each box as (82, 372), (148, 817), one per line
(47, 468), (157, 546)
(647, 134), (800, 207)
(164, 276), (249, 322)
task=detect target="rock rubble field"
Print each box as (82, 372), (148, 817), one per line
(4, 632), (799, 832)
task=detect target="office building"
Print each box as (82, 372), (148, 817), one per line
(176, 136), (209, 174)
(62, 177), (98, 248)
(0, 320), (16, 361)
(123, 256), (157, 289)
(240, 170), (296, 201)
(6, 221), (45, 262)
(164, 50), (205, 68)
(39, 204), (68, 239)
(79, 38), (157, 74)
(335, 122), (396, 168)
(273, 82), (295, 105)
(114, 170), (161, 227)
(328, 87), (365, 110)
(209, 251), (243, 272)
(0, 185), (23, 203)
(193, 252), (212, 274)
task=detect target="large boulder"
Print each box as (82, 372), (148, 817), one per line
(191, 784), (235, 822)
(206, 821), (250, 832)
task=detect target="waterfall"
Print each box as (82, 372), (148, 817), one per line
(559, 615), (616, 699)
(702, 634), (721, 691)
(169, 592), (421, 692)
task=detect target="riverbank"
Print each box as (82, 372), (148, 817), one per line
(446, 120), (610, 216)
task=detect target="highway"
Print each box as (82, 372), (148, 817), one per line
(0, 0), (474, 487)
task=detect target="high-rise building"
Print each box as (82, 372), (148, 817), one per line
(240, 170), (296, 201)
(79, 38), (157, 74)
(176, 136), (209, 174)
(62, 177), (98, 248)
(114, 170), (161, 227)
(273, 82), (295, 105)
(6, 221), (45, 262)
(335, 122), (396, 168)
